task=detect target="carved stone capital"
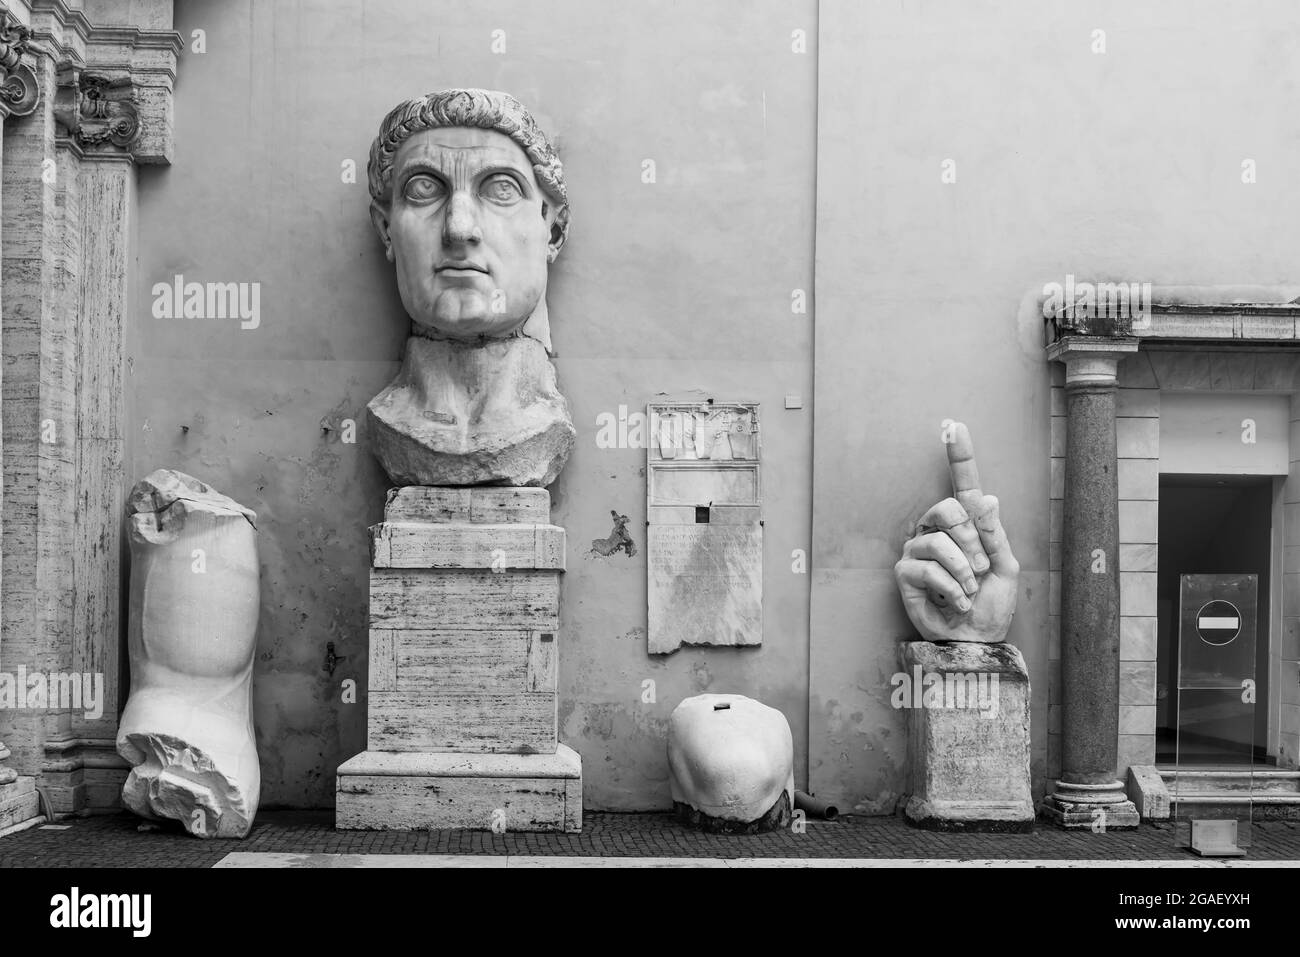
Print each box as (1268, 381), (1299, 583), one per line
(1046, 336), (1140, 388)
(54, 66), (139, 155)
(0, 8), (39, 118)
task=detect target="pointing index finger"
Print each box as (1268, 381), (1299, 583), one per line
(946, 421), (983, 512)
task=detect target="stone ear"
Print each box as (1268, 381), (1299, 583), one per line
(544, 203), (565, 263)
(369, 200), (395, 263)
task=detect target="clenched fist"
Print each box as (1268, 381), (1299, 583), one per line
(894, 423), (1019, 643)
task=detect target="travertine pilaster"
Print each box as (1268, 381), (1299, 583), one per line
(0, 4), (43, 823)
(0, 0), (181, 814)
(0, 6), (65, 794)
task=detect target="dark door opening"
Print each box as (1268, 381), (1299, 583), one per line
(1156, 475), (1273, 766)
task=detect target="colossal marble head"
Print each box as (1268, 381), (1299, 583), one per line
(365, 89), (577, 489)
(367, 89), (568, 345)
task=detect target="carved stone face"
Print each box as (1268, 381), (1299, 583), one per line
(371, 126), (559, 339)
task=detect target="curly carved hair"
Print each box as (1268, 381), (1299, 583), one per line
(368, 88), (569, 250)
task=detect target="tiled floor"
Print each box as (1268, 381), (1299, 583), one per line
(4, 810), (1300, 867)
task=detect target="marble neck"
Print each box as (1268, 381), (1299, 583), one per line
(409, 299), (554, 355)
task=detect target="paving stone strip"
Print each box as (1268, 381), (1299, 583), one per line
(3, 811), (1300, 867)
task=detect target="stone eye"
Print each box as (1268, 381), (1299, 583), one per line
(403, 173), (444, 202)
(482, 175), (522, 204)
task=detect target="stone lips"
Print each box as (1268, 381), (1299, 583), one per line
(367, 335), (575, 487)
(117, 469), (261, 839)
(667, 693), (795, 829)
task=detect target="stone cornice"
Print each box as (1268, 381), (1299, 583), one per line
(28, 0), (183, 69)
(1041, 283), (1300, 347)
(26, 0), (89, 66)
(29, 0), (90, 35)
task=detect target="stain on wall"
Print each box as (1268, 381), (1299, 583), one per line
(590, 511), (635, 558)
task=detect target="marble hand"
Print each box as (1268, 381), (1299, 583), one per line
(894, 423), (1019, 643)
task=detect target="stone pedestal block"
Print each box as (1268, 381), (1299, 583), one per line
(900, 640), (1035, 831)
(0, 776), (41, 833)
(1127, 765), (1171, 820)
(336, 746), (581, 832)
(336, 487), (581, 832)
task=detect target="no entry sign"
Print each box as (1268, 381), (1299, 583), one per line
(1195, 599), (1241, 646)
(1178, 574), (1256, 689)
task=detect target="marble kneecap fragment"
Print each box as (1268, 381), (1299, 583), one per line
(116, 469), (261, 839)
(667, 693), (794, 833)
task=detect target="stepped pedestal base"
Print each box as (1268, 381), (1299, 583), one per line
(336, 745), (581, 832)
(335, 487), (582, 834)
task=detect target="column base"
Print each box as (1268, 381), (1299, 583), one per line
(1041, 780), (1140, 829)
(336, 745), (582, 833)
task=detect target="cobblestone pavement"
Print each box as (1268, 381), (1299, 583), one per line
(3, 811), (1300, 866)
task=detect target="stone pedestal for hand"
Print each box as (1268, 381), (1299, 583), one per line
(336, 487), (581, 832)
(900, 640), (1034, 831)
(117, 470), (261, 839)
(667, 693), (794, 833)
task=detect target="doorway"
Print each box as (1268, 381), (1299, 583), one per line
(1156, 475), (1274, 765)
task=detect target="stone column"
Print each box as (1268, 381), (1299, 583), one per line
(0, 7), (42, 833)
(1043, 337), (1140, 828)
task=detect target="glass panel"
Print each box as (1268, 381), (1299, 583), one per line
(1174, 574), (1257, 854)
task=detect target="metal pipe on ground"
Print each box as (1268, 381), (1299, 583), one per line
(794, 791), (839, 821)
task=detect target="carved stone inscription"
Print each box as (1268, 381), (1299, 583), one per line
(647, 402), (761, 654)
(648, 524), (762, 654)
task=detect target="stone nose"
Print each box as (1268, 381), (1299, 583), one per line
(442, 190), (482, 246)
